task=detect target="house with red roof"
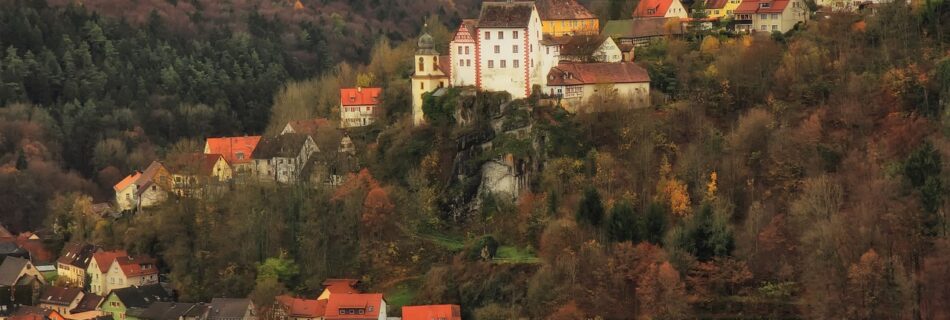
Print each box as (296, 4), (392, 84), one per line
(114, 172), (142, 211)
(203, 136), (262, 173)
(339, 87), (382, 128)
(317, 279), (359, 301)
(85, 249), (159, 296)
(733, 0), (808, 33)
(323, 294), (385, 320)
(633, 0), (688, 19)
(273, 295), (327, 320)
(544, 61), (651, 111)
(401, 305), (461, 320)
(113, 161), (173, 212)
(87, 250), (128, 295)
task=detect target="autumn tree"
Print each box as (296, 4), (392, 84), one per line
(637, 262), (691, 320)
(845, 249), (910, 319)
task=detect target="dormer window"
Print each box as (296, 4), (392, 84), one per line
(647, 9), (655, 14)
(760, 2), (771, 8)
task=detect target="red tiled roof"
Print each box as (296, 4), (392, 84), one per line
(117, 255), (158, 278)
(735, 0), (790, 14)
(322, 279), (359, 295)
(92, 250), (128, 273)
(339, 88), (382, 107)
(634, 0), (677, 18)
(535, 0), (596, 20)
(402, 305), (461, 320)
(204, 136), (261, 165)
(323, 294), (384, 320)
(276, 295), (328, 318)
(40, 286), (83, 306)
(114, 172), (141, 192)
(286, 118), (332, 136)
(547, 62), (651, 86)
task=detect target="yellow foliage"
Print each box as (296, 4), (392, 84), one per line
(700, 36), (721, 53)
(665, 179), (692, 217)
(705, 171), (718, 202)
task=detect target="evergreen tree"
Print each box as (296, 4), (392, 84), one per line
(577, 187), (605, 227)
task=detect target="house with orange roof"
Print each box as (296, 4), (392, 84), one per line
(544, 61), (651, 111)
(273, 295), (327, 320)
(166, 153), (232, 197)
(339, 87), (382, 128)
(203, 136), (262, 173)
(634, 0), (688, 19)
(113, 161), (172, 212)
(734, 0), (808, 33)
(535, 0), (599, 37)
(317, 279), (359, 301)
(401, 305), (461, 320)
(114, 172), (142, 211)
(322, 294), (385, 320)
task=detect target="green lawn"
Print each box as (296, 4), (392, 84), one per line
(493, 245), (540, 264)
(415, 230), (466, 251)
(384, 278), (420, 313)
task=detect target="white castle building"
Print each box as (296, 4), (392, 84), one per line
(411, 1), (650, 125)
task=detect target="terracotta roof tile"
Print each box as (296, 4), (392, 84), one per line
(321, 279), (359, 295)
(116, 255), (158, 278)
(91, 250), (128, 273)
(276, 296), (328, 318)
(114, 173), (141, 192)
(323, 294), (383, 320)
(204, 136), (262, 165)
(339, 88), (382, 107)
(402, 305), (461, 320)
(634, 0), (677, 18)
(735, 0), (791, 14)
(546, 62), (651, 86)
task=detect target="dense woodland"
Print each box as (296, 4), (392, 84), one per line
(2, 0), (950, 319)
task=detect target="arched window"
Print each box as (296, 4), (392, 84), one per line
(432, 56), (438, 71)
(418, 57), (424, 72)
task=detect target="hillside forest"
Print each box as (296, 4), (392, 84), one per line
(1, 0), (950, 319)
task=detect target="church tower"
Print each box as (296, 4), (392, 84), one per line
(410, 25), (448, 126)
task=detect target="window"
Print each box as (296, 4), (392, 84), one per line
(500, 60), (506, 68)
(467, 59), (471, 66)
(339, 310), (345, 315)
(236, 152), (245, 160)
(772, 25), (778, 30)
(771, 13), (779, 19)
(457, 46), (462, 54)
(546, 47), (549, 54)
(368, 306), (374, 312)
(498, 31), (504, 39)
(513, 60), (519, 68)
(715, 10), (720, 14)
(494, 45), (500, 53)
(484, 31), (490, 40)
(513, 31), (519, 39)
(420, 82), (424, 90)
(459, 59), (464, 66)
(418, 57), (424, 72)
(488, 60), (494, 68)
(760, 14), (767, 19)
(760, 25), (767, 30)
(465, 46), (470, 54)
(513, 45), (519, 53)
(759, 2), (770, 7)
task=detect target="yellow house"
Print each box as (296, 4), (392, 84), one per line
(703, 0), (743, 19)
(167, 153), (232, 197)
(536, 0), (599, 36)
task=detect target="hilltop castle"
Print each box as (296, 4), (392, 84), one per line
(412, 0), (652, 125)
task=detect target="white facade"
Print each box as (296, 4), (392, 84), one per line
(475, 10), (544, 99)
(593, 38), (623, 63)
(547, 82), (651, 111)
(340, 104), (377, 128)
(450, 24), (477, 87)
